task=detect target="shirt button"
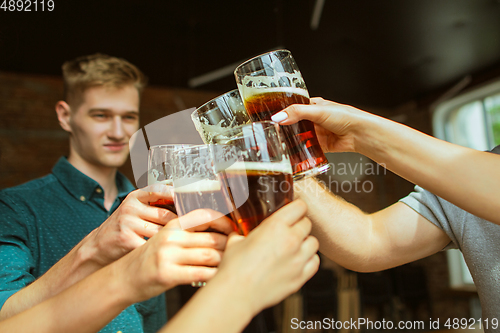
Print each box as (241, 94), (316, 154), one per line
(80, 196), (86, 201)
(96, 188), (103, 193)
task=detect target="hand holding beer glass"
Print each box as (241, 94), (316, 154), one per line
(214, 121), (294, 236)
(148, 144), (191, 214)
(234, 49), (329, 179)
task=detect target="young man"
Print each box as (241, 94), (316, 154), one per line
(0, 54), (229, 333)
(271, 97), (500, 331)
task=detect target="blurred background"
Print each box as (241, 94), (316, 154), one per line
(2, 0), (500, 331)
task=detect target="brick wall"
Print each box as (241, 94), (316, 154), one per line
(0, 72), (221, 189)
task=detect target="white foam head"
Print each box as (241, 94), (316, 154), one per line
(224, 161), (293, 174)
(239, 70), (309, 99)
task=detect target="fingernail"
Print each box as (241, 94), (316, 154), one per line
(271, 112), (288, 123)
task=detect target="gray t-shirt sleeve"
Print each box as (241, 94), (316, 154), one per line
(399, 186), (459, 251)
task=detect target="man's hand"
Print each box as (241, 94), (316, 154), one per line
(81, 186), (177, 267)
(116, 209), (235, 303)
(214, 200), (320, 315)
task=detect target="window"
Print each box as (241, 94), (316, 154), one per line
(432, 78), (500, 291)
(434, 79), (500, 151)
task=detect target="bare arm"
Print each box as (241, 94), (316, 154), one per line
(274, 98), (500, 225)
(0, 209), (234, 332)
(0, 187), (176, 320)
(295, 177), (450, 272)
(0, 201), (319, 333)
(161, 200), (320, 333)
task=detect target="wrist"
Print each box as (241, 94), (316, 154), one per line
(351, 111), (392, 158)
(209, 270), (257, 320)
(73, 230), (106, 277)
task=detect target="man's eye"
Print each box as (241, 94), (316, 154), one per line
(124, 115), (139, 121)
(92, 114), (107, 119)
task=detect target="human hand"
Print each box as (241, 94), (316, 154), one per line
(214, 200), (320, 316)
(116, 209), (235, 303)
(82, 185), (177, 267)
(271, 97), (373, 153)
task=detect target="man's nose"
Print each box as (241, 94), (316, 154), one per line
(108, 116), (125, 140)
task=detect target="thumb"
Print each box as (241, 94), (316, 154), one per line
(226, 232), (245, 248)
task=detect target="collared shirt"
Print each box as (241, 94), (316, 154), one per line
(0, 157), (166, 333)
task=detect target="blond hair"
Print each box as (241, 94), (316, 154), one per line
(62, 53), (147, 107)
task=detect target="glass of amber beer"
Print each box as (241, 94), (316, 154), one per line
(234, 49), (329, 180)
(148, 144), (192, 214)
(213, 121), (294, 236)
(191, 89), (251, 144)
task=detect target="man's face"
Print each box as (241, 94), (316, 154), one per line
(68, 85), (140, 169)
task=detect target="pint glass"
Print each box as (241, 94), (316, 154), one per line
(214, 121), (294, 236)
(148, 144), (191, 213)
(191, 89), (251, 144)
(172, 144), (233, 218)
(234, 49), (329, 180)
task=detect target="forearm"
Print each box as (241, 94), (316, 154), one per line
(294, 178), (376, 272)
(355, 114), (500, 224)
(0, 231), (103, 319)
(161, 273), (254, 333)
(0, 262), (130, 333)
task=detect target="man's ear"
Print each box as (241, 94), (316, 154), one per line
(56, 101), (72, 133)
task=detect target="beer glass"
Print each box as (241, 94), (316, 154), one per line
(147, 144), (191, 213)
(172, 144), (233, 218)
(234, 49), (329, 180)
(191, 89), (251, 144)
(214, 121), (294, 236)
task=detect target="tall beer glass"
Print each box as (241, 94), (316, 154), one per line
(191, 89), (251, 144)
(214, 121), (294, 236)
(172, 144), (233, 218)
(234, 49), (329, 180)
(148, 144), (191, 214)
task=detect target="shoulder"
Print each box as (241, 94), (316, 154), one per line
(0, 174), (57, 198)
(0, 174), (59, 214)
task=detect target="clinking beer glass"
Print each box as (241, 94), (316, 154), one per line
(147, 144), (192, 214)
(234, 49), (329, 180)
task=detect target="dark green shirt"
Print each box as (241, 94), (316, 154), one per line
(0, 157), (166, 333)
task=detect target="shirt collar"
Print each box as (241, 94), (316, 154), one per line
(52, 157), (135, 202)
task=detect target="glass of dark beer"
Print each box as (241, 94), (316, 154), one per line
(191, 89), (251, 144)
(172, 144), (233, 218)
(213, 121), (294, 236)
(148, 144), (192, 214)
(234, 49), (329, 180)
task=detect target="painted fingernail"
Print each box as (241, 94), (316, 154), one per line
(271, 112), (288, 123)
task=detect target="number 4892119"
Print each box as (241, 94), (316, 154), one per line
(1, 0), (54, 11)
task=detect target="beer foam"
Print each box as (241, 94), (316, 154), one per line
(192, 117), (250, 144)
(224, 161), (293, 174)
(174, 179), (221, 193)
(239, 70), (309, 99)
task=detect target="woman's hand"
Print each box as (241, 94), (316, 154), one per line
(272, 97), (373, 153)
